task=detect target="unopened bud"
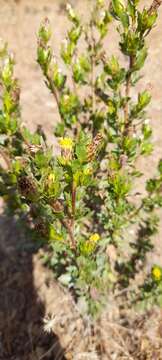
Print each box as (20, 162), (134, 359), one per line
(97, 0), (105, 6)
(38, 18), (51, 43)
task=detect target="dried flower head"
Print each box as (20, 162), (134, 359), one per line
(148, 0), (162, 14)
(18, 175), (37, 199)
(87, 133), (103, 162)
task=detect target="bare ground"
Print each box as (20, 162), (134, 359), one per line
(0, 0), (162, 359)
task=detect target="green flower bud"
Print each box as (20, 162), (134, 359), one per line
(68, 26), (82, 44)
(111, 0), (126, 17)
(38, 18), (51, 43)
(37, 46), (51, 67)
(50, 60), (66, 90)
(2, 59), (13, 86)
(97, 0), (105, 6)
(61, 39), (75, 65)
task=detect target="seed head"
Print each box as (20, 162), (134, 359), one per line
(148, 0), (162, 14)
(87, 133), (103, 162)
(18, 175), (37, 199)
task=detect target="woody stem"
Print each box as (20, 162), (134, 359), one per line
(61, 218), (76, 249)
(70, 181), (76, 246)
(123, 55), (134, 131)
(72, 181), (76, 219)
(60, 180), (76, 249)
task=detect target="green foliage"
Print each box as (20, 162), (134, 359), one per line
(136, 266), (162, 310)
(0, 0), (162, 317)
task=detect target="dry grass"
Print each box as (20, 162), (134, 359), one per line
(39, 250), (162, 360)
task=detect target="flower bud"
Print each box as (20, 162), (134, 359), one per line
(2, 59), (13, 85)
(97, 0), (105, 6)
(37, 46), (51, 67)
(38, 18), (51, 43)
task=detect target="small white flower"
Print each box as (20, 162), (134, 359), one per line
(100, 10), (106, 21)
(66, 3), (72, 12)
(144, 119), (150, 125)
(43, 314), (56, 333)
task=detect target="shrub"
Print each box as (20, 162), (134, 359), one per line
(0, 0), (162, 317)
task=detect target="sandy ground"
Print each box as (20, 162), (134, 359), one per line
(0, 0), (162, 359)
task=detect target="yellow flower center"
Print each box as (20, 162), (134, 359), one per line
(89, 233), (100, 242)
(48, 173), (55, 182)
(59, 137), (73, 150)
(152, 266), (162, 281)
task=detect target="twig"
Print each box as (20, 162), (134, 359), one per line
(123, 55), (134, 132)
(28, 325), (38, 360)
(99, 324), (135, 360)
(39, 338), (61, 360)
(61, 218), (76, 249)
(71, 181), (76, 219)
(91, 55), (96, 116)
(65, 180), (76, 249)
(90, 27), (96, 135)
(127, 202), (143, 222)
(46, 73), (63, 123)
(71, 62), (81, 137)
